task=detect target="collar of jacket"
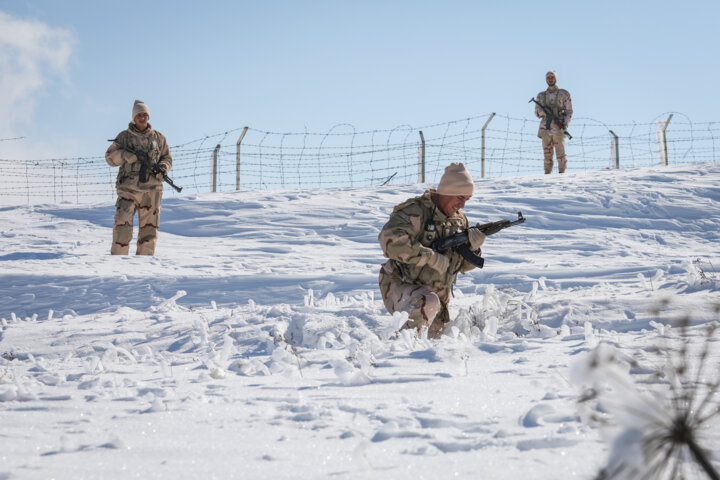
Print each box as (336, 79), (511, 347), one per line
(128, 122), (154, 136)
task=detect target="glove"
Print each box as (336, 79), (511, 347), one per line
(154, 164), (167, 181)
(480, 219), (511, 236)
(426, 251), (450, 273)
(467, 227), (486, 250)
(123, 150), (138, 164)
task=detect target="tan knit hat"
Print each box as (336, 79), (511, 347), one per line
(437, 162), (474, 196)
(132, 99), (150, 121)
(546, 70), (557, 81)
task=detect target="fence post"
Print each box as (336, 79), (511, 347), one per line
(660, 114), (673, 165)
(212, 144), (220, 192)
(481, 112), (496, 178)
(418, 130), (426, 183)
(236, 126), (248, 191)
(609, 130), (619, 169)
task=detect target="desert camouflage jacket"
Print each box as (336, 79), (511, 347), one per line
(106, 123), (172, 192)
(378, 189), (479, 295)
(535, 86), (573, 137)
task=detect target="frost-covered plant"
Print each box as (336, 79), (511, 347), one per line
(268, 322), (304, 378)
(693, 257), (717, 285)
(572, 300), (720, 480)
(448, 284), (541, 339)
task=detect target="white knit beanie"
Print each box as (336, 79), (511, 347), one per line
(437, 162), (474, 196)
(546, 70), (557, 81)
(132, 99), (150, 122)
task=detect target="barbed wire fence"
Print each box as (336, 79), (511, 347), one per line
(0, 112), (718, 205)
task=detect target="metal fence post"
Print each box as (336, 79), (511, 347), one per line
(609, 130), (619, 169)
(212, 144), (220, 192)
(660, 114), (673, 165)
(419, 130), (425, 183)
(236, 126), (248, 191)
(481, 112), (496, 178)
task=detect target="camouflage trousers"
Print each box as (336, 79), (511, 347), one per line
(111, 189), (163, 255)
(379, 261), (450, 338)
(542, 134), (567, 174)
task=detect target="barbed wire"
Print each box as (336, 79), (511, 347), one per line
(0, 112), (718, 205)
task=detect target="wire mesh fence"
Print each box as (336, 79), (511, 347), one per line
(1, 112), (718, 205)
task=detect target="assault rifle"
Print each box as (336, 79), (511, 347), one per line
(432, 211), (526, 269)
(529, 98), (572, 139)
(108, 139), (183, 192)
(149, 163), (182, 192)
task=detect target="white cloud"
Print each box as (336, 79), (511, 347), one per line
(0, 10), (74, 133)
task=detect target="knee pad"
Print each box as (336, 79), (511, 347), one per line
(138, 225), (157, 244)
(113, 223), (133, 245)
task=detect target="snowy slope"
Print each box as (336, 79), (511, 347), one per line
(1, 163), (719, 479)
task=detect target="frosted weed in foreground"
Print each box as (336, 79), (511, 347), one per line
(572, 299), (720, 480)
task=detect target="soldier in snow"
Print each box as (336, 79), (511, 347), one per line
(378, 163), (486, 338)
(106, 100), (173, 255)
(534, 70), (573, 174)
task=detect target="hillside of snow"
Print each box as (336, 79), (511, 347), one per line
(1, 163), (719, 479)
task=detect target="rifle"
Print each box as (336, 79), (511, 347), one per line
(108, 139), (183, 192)
(529, 98), (572, 139)
(149, 163), (182, 193)
(432, 211), (526, 269)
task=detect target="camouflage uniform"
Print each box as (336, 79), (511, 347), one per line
(106, 123), (172, 255)
(378, 189), (481, 336)
(535, 86), (573, 174)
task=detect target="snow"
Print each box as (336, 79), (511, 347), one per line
(1, 163), (719, 479)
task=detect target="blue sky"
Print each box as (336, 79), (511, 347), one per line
(1, 0), (718, 159)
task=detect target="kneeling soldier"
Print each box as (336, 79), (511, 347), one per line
(378, 163), (485, 338)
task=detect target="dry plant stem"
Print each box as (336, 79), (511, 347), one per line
(683, 324), (716, 413)
(686, 430), (720, 480)
(594, 311), (720, 480)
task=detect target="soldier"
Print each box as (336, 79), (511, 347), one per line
(106, 100), (173, 255)
(378, 163), (486, 338)
(534, 70), (573, 174)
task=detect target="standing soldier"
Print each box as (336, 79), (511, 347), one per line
(378, 163), (486, 338)
(105, 100), (173, 255)
(534, 70), (573, 174)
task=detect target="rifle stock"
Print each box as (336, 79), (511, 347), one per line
(151, 164), (182, 192)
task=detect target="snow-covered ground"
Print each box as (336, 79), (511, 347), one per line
(1, 163), (719, 479)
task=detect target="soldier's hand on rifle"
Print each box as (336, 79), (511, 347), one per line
(154, 164), (167, 181)
(427, 251), (451, 273)
(123, 150), (138, 164)
(467, 228), (486, 250)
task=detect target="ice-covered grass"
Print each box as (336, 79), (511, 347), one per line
(1, 163), (719, 479)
